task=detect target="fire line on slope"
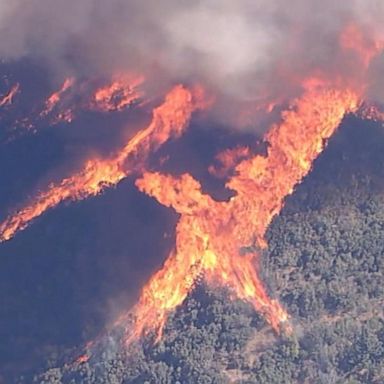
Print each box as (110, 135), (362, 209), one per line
(122, 85), (360, 342)
(0, 84), (207, 242)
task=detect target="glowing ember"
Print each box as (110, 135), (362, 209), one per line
(208, 146), (252, 178)
(0, 85), (206, 242)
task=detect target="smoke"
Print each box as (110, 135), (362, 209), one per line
(0, 1), (383, 116)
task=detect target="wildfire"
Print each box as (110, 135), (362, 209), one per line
(208, 145), (252, 178)
(1, 19), (383, 352)
(357, 103), (384, 123)
(0, 85), (206, 242)
(1, 76), (144, 140)
(129, 86), (359, 340)
(0, 83), (20, 107)
(92, 75), (144, 112)
(38, 75), (144, 126)
(40, 77), (75, 118)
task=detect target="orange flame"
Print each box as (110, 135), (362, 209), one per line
(0, 85), (206, 242)
(74, 354), (89, 365)
(38, 75), (144, 126)
(41, 77), (75, 118)
(129, 87), (359, 341)
(208, 146), (251, 178)
(0, 83), (20, 107)
(92, 75), (144, 112)
(1, 20), (382, 351)
(340, 23), (383, 69)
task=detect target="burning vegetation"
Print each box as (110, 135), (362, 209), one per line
(0, 9), (384, 382)
(0, 22), (383, 345)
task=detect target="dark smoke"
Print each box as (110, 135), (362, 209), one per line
(0, 1), (383, 106)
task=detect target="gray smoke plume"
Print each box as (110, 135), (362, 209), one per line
(1, 0), (383, 118)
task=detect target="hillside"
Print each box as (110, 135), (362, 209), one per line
(26, 117), (384, 384)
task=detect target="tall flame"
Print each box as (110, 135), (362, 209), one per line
(0, 85), (206, 242)
(129, 86), (359, 340)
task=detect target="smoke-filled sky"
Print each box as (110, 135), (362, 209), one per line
(1, 0), (383, 103)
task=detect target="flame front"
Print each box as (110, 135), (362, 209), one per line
(130, 86), (359, 340)
(0, 85), (205, 242)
